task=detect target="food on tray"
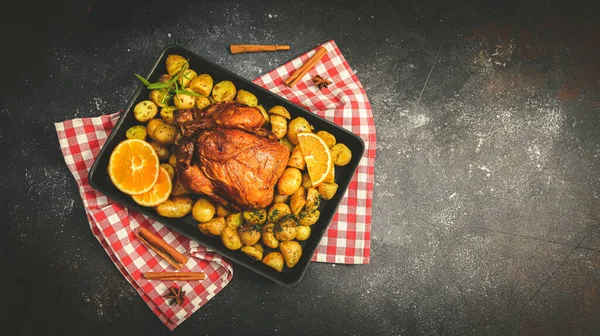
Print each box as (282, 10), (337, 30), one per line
(280, 241), (302, 268)
(154, 196), (193, 218)
(108, 139), (160, 195)
(330, 143), (352, 166)
(131, 166), (173, 207)
(297, 132), (332, 187)
(262, 252), (284, 272)
(134, 100), (158, 122)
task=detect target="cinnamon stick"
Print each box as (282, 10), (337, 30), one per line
(230, 44), (290, 54)
(136, 227), (188, 270)
(144, 272), (206, 281)
(285, 47), (328, 87)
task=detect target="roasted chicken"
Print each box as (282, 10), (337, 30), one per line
(175, 101), (290, 211)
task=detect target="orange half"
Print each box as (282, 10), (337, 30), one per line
(297, 132), (332, 187)
(131, 166), (172, 206)
(108, 139), (160, 195)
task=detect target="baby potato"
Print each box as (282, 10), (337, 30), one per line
(212, 80), (236, 102)
(305, 187), (321, 212)
(149, 89), (170, 108)
(274, 217), (297, 242)
(256, 105), (269, 125)
(331, 143), (352, 166)
(125, 125), (147, 141)
(216, 204), (231, 218)
(196, 95), (211, 109)
(317, 130), (336, 148)
(262, 252), (284, 272)
(165, 54), (188, 76)
(241, 244), (264, 261)
(261, 223), (279, 248)
(178, 69), (197, 88)
(290, 186), (306, 215)
(133, 100), (158, 122)
(239, 225), (261, 246)
(277, 167), (302, 196)
(324, 161), (335, 183)
(278, 136), (294, 151)
(188, 74), (213, 96)
(226, 212), (243, 229)
(243, 209), (267, 225)
(317, 182), (338, 201)
(168, 153), (177, 167)
(192, 197), (216, 223)
(155, 196), (193, 218)
(280, 241), (302, 268)
(295, 225), (311, 241)
(298, 209), (320, 226)
(268, 203), (291, 223)
(301, 172), (313, 189)
(160, 106), (177, 124)
(270, 115), (288, 139)
(273, 193), (289, 204)
(235, 89), (258, 107)
(287, 117), (311, 145)
(153, 123), (178, 146)
(160, 163), (175, 180)
(198, 217), (226, 237)
(158, 74), (172, 83)
(146, 118), (164, 139)
(171, 179), (190, 196)
(221, 226), (242, 250)
(287, 145), (306, 170)
(174, 93), (196, 109)
(268, 105), (291, 119)
(149, 141), (170, 161)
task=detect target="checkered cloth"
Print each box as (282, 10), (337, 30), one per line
(54, 39), (375, 330)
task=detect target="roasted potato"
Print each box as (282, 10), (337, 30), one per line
(198, 217), (226, 237)
(262, 252), (284, 272)
(295, 225), (311, 241)
(171, 179), (190, 196)
(146, 118), (164, 139)
(268, 203), (291, 222)
(270, 115), (288, 139)
(241, 243), (264, 261)
(287, 145), (306, 170)
(196, 95), (211, 109)
(331, 143), (352, 166)
(280, 241), (302, 268)
(192, 197), (216, 223)
(274, 216), (297, 242)
(235, 89), (258, 107)
(287, 117), (311, 145)
(149, 89), (170, 108)
(301, 172), (313, 189)
(277, 167), (302, 196)
(165, 54), (188, 76)
(289, 186), (306, 215)
(239, 225), (261, 246)
(152, 123), (177, 145)
(133, 100), (158, 122)
(168, 153), (177, 167)
(317, 182), (338, 201)
(178, 69), (197, 88)
(221, 226), (242, 250)
(268, 105), (291, 119)
(125, 125), (147, 141)
(298, 209), (320, 226)
(256, 105), (269, 125)
(305, 187), (321, 211)
(226, 212), (243, 229)
(216, 204), (231, 218)
(157, 74), (172, 83)
(278, 136), (294, 151)
(160, 163), (175, 180)
(174, 93), (196, 109)
(261, 223), (279, 249)
(188, 74), (213, 96)
(273, 193), (290, 204)
(212, 80), (236, 102)
(243, 209), (267, 225)
(317, 130), (336, 148)
(149, 141), (170, 161)
(160, 106), (177, 124)
(155, 196), (193, 218)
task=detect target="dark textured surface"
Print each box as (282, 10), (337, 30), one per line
(4, 0), (599, 335)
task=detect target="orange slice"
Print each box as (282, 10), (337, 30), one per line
(131, 166), (173, 206)
(108, 139), (160, 195)
(297, 132), (332, 187)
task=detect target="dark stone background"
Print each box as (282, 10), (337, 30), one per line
(3, 0), (599, 335)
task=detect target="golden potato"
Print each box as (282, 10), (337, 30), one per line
(262, 252), (284, 272)
(268, 105), (291, 119)
(160, 163), (175, 180)
(168, 153), (177, 167)
(305, 187), (321, 211)
(171, 179), (190, 196)
(153, 123), (177, 146)
(331, 143), (352, 166)
(290, 186), (306, 215)
(178, 69), (197, 88)
(317, 182), (338, 200)
(256, 105), (269, 125)
(241, 244), (264, 261)
(243, 209), (267, 225)
(317, 130), (336, 148)
(192, 197), (216, 223)
(158, 74), (172, 83)
(261, 223), (279, 249)
(155, 196), (193, 218)
(160, 106), (177, 124)
(298, 209), (320, 226)
(287, 117), (311, 145)
(188, 74), (213, 96)
(273, 193), (289, 204)
(149, 89), (170, 108)
(125, 125), (147, 141)
(216, 204), (231, 218)
(274, 216), (297, 242)
(149, 141), (170, 161)
(295, 225), (311, 241)
(236, 89), (258, 107)
(212, 80), (236, 102)
(226, 212), (243, 229)
(221, 226), (242, 250)
(239, 225), (261, 246)
(133, 100), (158, 122)
(287, 145), (306, 170)
(165, 54), (188, 76)
(277, 167), (302, 196)
(270, 115), (288, 139)
(174, 93), (196, 109)
(196, 95), (211, 109)
(301, 172), (313, 189)
(278, 136), (294, 151)
(146, 118), (164, 139)
(268, 203), (291, 222)
(324, 161), (335, 183)
(198, 217), (226, 237)
(280, 241), (302, 268)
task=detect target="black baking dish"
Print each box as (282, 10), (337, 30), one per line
(88, 45), (365, 287)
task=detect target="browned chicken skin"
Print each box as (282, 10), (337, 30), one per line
(175, 102), (290, 210)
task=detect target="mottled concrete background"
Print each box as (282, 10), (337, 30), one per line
(3, 0), (599, 335)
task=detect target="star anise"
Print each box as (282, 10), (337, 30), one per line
(164, 286), (186, 306)
(312, 75), (332, 90)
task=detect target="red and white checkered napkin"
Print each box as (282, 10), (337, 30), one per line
(254, 40), (376, 264)
(54, 39), (375, 330)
